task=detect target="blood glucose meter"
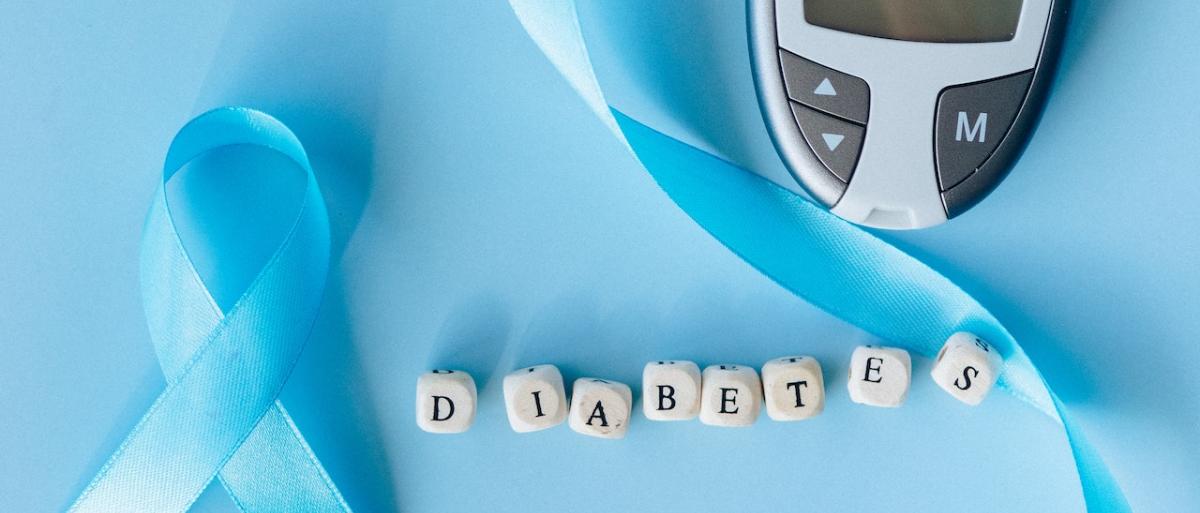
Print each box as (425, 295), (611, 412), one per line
(750, 0), (1069, 229)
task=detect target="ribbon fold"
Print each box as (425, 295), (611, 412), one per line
(508, 1), (1131, 511)
(69, 107), (352, 513)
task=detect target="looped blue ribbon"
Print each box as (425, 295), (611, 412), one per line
(69, 107), (352, 513)
(508, 1), (1131, 511)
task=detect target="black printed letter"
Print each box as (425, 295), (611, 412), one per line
(657, 385), (677, 411)
(586, 402), (609, 426)
(431, 396), (455, 421)
(863, 357), (884, 383)
(974, 338), (990, 352)
(531, 390), (546, 417)
(785, 380), (809, 408)
(954, 366), (979, 391)
(719, 387), (739, 414)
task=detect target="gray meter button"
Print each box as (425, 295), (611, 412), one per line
(790, 102), (865, 183)
(935, 71), (1033, 191)
(779, 50), (870, 124)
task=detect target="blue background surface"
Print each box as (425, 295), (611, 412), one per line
(1, 1), (1197, 512)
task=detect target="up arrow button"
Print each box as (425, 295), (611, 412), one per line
(779, 50), (870, 124)
(813, 78), (837, 96)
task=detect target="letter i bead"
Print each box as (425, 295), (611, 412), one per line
(416, 369), (477, 434)
(503, 364), (568, 433)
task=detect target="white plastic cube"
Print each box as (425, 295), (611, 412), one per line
(642, 360), (701, 421)
(503, 364), (568, 432)
(568, 378), (633, 439)
(761, 356), (825, 421)
(931, 332), (1004, 405)
(847, 346), (911, 408)
(415, 369), (477, 434)
(699, 364), (762, 427)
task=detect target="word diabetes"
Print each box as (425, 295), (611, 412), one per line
(415, 332), (1001, 438)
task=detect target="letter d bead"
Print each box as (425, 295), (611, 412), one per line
(416, 370), (477, 434)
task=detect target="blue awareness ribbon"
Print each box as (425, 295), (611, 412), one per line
(507, 1), (1132, 511)
(68, 107), (353, 513)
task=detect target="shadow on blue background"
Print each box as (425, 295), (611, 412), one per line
(428, 295), (513, 390)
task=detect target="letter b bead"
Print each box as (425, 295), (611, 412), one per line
(416, 370), (477, 434)
(642, 360), (701, 421)
(700, 364), (762, 427)
(931, 332), (1003, 405)
(503, 364), (568, 433)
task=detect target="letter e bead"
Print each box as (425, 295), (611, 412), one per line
(503, 364), (568, 433)
(642, 360), (701, 421)
(930, 332), (1003, 405)
(762, 356), (824, 421)
(700, 364), (762, 427)
(568, 378), (633, 439)
(416, 370), (477, 434)
(847, 346), (911, 408)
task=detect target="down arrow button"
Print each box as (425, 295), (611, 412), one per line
(790, 102), (865, 183)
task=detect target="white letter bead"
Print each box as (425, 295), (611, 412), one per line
(699, 364), (762, 427)
(761, 356), (825, 421)
(931, 332), (1004, 405)
(847, 346), (911, 408)
(642, 360), (702, 421)
(415, 370), (477, 434)
(503, 364), (568, 433)
(568, 378), (633, 439)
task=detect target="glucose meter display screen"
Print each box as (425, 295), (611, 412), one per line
(804, 0), (1023, 43)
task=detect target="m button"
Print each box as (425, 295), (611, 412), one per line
(935, 71), (1033, 191)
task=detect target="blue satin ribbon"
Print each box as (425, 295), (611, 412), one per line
(68, 107), (353, 513)
(508, 1), (1131, 511)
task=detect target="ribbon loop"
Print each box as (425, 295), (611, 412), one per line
(70, 107), (351, 513)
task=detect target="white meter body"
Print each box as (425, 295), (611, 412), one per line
(750, 0), (1069, 229)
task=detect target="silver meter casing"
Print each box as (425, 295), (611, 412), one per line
(750, 0), (1069, 229)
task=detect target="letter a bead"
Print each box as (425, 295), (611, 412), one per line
(568, 378), (633, 439)
(503, 364), (568, 433)
(699, 364), (762, 427)
(761, 356), (824, 421)
(930, 332), (1003, 405)
(416, 370), (477, 434)
(642, 360), (701, 421)
(847, 346), (911, 408)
